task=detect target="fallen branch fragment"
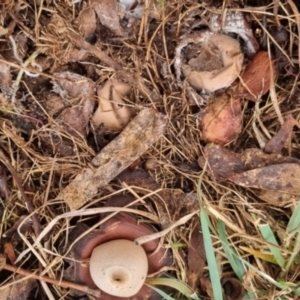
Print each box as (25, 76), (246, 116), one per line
(58, 108), (168, 209)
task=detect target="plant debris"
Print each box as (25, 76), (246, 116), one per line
(1, 0), (300, 299)
(58, 108), (167, 209)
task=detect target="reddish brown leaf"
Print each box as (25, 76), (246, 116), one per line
(237, 51), (276, 101)
(229, 163), (300, 194)
(4, 242), (16, 264)
(198, 144), (299, 179)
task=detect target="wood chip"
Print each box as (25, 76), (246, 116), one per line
(58, 108), (168, 209)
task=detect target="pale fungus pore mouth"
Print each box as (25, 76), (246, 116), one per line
(175, 31), (244, 93)
(92, 79), (132, 131)
(89, 239), (148, 297)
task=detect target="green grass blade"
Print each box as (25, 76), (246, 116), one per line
(285, 231), (300, 271)
(217, 220), (246, 280)
(146, 278), (200, 299)
(200, 209), (223, 300)
(286, 199), (300, 234)
(145, 284), (177, 300)
(258, 223), (285, 268)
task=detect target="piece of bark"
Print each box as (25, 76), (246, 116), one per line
(58, 108), (168, 209)
(187, 222), (206, 291)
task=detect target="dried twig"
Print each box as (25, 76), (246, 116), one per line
(58, 108), (168, 209)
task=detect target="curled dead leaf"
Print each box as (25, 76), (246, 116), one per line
(238, 51), (276, 101)
(119, 0), (161, 20)
(200, 95), (242, 145)
(176, 31), (244, 93)
(0, 163), (8, 199)
(92, 79), (132, 131)
(198, 144), (300, 206)
(56, 100), (94, 137)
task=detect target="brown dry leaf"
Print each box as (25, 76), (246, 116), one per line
(0, 277), (37, 300)
(264, 114), (300, 154)
(3, 215), (33, 240)
(52, 72), (95, 99)
(198, 144), (300, 206)
(200, 96), (242, 145)
(56, 99), (94, 137)
(58, 108), (168, 209)
(92, 79), (132, 131)
(187, 222), (206, 291)
(0, 55), (12, 97)
(200, 276), (213, 299)
(222, 276), (245, 300)
(52, 72), (95, 137)
(89, 0), (127, 37)
(238, 51), (276, 101)
(198, 144), (299, 179)
(78, 6), (97, 38)
(228, 163), (300, 195)
(254, 189), (297, 207)
(4, 242), (16, 264)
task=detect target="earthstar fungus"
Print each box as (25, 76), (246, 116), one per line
(65, 200), (172, 299)
(175, 31), (244, 93)
(90, 239), (148, 297)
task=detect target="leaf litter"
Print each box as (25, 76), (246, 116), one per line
(0, 0), (300, 299)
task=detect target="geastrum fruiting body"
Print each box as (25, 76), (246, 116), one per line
(175, 31), (244, 93)
(65, 197), (172, 299)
